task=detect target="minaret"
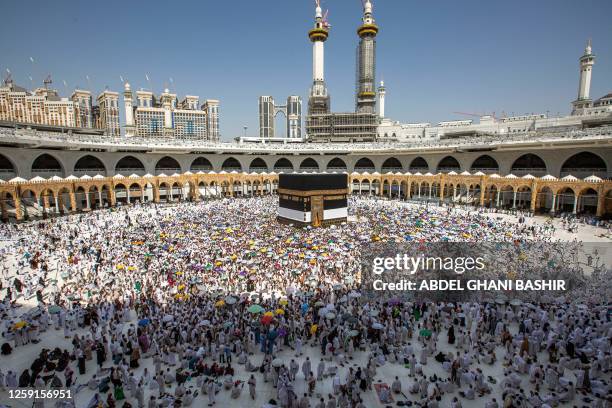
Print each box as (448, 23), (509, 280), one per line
(572, 39), (595, 115)
(307, 0), (330, 115)
(123, 82), (136, 137)
(578, 39), (595, 100)
(377, 80), (385, 118)
(356, 0), (378, 114)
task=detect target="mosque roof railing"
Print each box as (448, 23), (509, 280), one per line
(0, 125), (611, 154)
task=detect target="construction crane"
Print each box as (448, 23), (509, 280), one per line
(322, 9), (330, 28)
(43, 74), (52, 89)
(3, 72), (12, 86)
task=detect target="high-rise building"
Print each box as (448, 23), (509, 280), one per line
(97, 91), (120, 136)
(286, 95), (302, 138)
(259, 96), (275, 138)
(123, 83), (219, 140)
(71, 89), (93, 128)
(203, 99), (220, 141)
(355, 0), (378, 114)
(0, 76), (119, 134)
(259, 95), (302, 139)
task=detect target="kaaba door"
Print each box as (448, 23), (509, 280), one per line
(311, 195), (323, 227)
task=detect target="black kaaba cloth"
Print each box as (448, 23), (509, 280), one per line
(278, 173), (347, 191)
(277, 173), (348, 227)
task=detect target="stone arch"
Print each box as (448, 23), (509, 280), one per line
(511, 154), (546, 176)
(128, 182), (144, 203)
(515, 185), (533, 210)
(354, 158), (375, 173)
(74, 154), (107, 176)
(381, 157), (403, 173)
(31, 153), (64, 177)
(556, 187), (576, 213)
(470, 155), (499, 173)
(409, 157), (429, 172)
(299, 158), (319, 172)
(155, 156), (181, 174)
(249, 158), (269, 173)
(0, 153), (17, 180)
(561, 152), (607, 178)
(535, 186), (554, 214)
(273, 158), (294, 173)
(115, 156), (145, 175)
(498, 185), (515, 208)
(327, 157), (347, 172)
(191, 157), (213, 172)
(436, 156), (460, 173)
(221, 157), (242, 172)
(578, 187), (598, 215)
(113, 183), (128, 204)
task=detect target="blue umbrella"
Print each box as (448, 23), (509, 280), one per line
(138, 318), (150, 326)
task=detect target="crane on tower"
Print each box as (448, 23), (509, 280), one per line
(43, 74), (52, 89)
(323, 10), (330, 28)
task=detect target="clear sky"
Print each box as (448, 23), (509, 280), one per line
(1, 0), (611, 140)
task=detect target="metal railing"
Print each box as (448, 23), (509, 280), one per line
(1, 125), (610, 153)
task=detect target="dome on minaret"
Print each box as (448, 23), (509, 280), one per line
(124, 82), (131, 91)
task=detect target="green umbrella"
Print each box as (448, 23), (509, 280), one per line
(419, 329), (432, 337)
(247, 304), (264, 314)
(48, 305), (61, 314)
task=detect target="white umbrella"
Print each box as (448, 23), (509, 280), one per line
(163, 314), (173, 322)
(272, 358), (284, 367)
(369, 310), (379, 317)
(372, 322), (384, 330)
(225, 296), (237, 305)
(326, 312), (336, 320)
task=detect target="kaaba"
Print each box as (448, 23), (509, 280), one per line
(277, 173), (348, 227)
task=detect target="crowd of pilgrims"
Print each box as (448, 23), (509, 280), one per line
(0, 196), (610, 408)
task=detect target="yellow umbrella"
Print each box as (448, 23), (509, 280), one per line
(231, 255), (237, 261)
(116, 264), (125, 270)
(177, 284), (186, 292)
(215, 300), (225, 307)
(263, 311), (274, 317)
(260, 248), (267, 253)
(13, 321), (27, 329)
(275, 308), (285, 315)
(175, 271), (184, 276)
(279, 299), (288, 306)
(127, 266), (136, 271)
(215, 261), (223, 267)
(310, 324), (318, 335)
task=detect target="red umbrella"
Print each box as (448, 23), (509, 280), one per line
(261, 315), (274, 325)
